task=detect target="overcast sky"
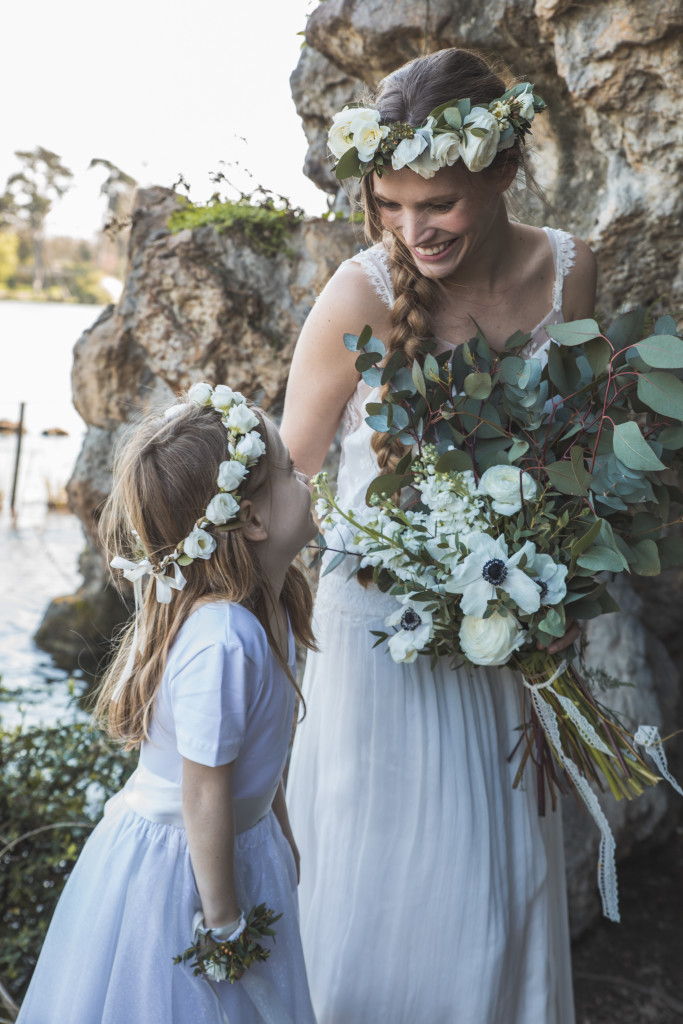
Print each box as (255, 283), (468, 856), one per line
(1, 0), (327, 238)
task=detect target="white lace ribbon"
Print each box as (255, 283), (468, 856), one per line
(634, 726), (683, 799)
(523, 669), (620, 922)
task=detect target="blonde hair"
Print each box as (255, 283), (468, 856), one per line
(360, 48), (531, 475)
(93, 400), (315, 749)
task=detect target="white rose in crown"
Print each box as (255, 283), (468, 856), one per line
(351, 110), (388, 162)
(460, 609), (524, 666)
(516, 88), (535, 122)
(188, 382), (214, 407)
(205, 492), (240, 525)
(459, 107), (500, 172)
(226, 403), (259, 434)
(328, 107), (378, 158)
(232, 430), (267, 466)
(211, 385), (245, 412)
(392, 129), (430, 171)
(477, 465), (537, 515)
(217, 459), (249, 492)
(183, 527), (217, 560)
(413, 130), (462, 178)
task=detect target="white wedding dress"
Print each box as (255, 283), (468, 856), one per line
(287, 228), (578, 1024)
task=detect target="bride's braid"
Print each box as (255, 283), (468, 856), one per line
(359, 49), (517, 475)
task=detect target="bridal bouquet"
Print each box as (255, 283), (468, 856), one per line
(313, 310), (683, 916)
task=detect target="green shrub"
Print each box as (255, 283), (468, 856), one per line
(0, 719), (136, 1001)
(168, 189), (305, 257)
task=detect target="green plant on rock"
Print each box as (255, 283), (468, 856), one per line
(0, 718), (136, 1002)
(168, 186), (305, 257)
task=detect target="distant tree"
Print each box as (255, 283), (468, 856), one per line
(89, 158), (137, 267)
(1, 147), (73, 290)
(0, 231), (20, 287)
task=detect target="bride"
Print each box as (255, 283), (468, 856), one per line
(281, 47), (596, 1024)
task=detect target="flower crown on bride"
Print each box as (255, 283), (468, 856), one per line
(328, 82), (546, 180)
(111, 383), (266, 609)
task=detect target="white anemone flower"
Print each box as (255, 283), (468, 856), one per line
(528, 551), (568, 605)
(385, 599), (434, 664)
(445, 533), (540, 617)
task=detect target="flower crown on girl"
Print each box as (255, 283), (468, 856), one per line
(111, 382), (266, 609)
(328, 82), (546, 180)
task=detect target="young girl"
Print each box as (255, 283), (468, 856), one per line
(17, 384), (318, 1023)
(282, 48), (596, 1023)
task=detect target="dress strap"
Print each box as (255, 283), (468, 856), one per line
(543, 227), (576, 313)
(346, 244), (395, 309)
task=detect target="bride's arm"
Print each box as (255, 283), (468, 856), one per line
(563, 238), (597, 321)
(281, 261), (390, 477)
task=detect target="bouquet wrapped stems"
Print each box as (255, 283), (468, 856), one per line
(513, 651), (660, 815)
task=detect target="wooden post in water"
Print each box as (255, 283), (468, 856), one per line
(10, 402), (25, 514)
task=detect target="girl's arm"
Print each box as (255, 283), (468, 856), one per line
(281, 260), (391, 477)
(182, 758), (240, 928)
(272, 779), (300, 883)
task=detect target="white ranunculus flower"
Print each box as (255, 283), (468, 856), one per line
(460, 609), (524, 666)
(392, 130), (430, 171)
(528, 551), (568, 605)
(225, 403), (259, 434)
(183, 527), (217, 560)
(352, 114), (388, 162)
(187, 381), (214, 407)
(516, 87), (535, 121)
(217, 459), (249, 492)
(477, 465), (538, 516)
(232, 430), (267, 466)
(459, 107), (500, 172)
(327, 108), (358, 159)
(205, 492), (240, 525)
(385, 600), (434, 664)
(210, 385), (245, 412)
(411, 131), (462, 178)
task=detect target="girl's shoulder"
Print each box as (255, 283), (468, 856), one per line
(169, 601), (270, 672)
(316, 243), (394, 329)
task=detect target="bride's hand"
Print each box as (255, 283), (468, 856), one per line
(537, 618), (579, 656)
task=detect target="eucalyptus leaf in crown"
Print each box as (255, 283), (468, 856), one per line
(312, 310), (683, 920)
(328, 82), (546, 180)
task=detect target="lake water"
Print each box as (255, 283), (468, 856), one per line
(0, 300), (105, 727)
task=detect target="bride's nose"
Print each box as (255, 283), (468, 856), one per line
(399, 210), (433, 248)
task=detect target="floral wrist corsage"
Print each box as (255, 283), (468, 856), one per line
(173, 903), (282, 983)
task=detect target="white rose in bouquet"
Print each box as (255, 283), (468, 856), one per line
(217, 459), (249, 492)
(183, 527), (217, 560)
(459, 107), (500, 172)
(460, 609), (524, 666)
(205, 492), (240, 525)
(477, 465), (537, 515)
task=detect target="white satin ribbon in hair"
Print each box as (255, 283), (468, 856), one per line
(109, 555), (187, 701)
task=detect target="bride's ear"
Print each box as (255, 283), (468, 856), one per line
(239, 499), (268, 542)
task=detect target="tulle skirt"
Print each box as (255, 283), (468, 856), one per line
(17, 797), (315, 1024)
(287, 571), (575, 1024)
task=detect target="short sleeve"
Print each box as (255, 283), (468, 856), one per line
(170, 642), (253, 767)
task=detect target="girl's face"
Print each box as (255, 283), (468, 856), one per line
(251, 418), (316, 562)
(372, 161), (508, 281)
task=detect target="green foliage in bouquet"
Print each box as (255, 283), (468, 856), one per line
(0, 718), (136, 1001)
(314, 311), (682, 835)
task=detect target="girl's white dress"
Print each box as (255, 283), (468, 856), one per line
(17, 603), (316, 1024)
(287, 228), (578, 1024)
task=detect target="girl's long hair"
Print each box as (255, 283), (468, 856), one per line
(360, 48), (535, 475)
(93, 400), (316, 749)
